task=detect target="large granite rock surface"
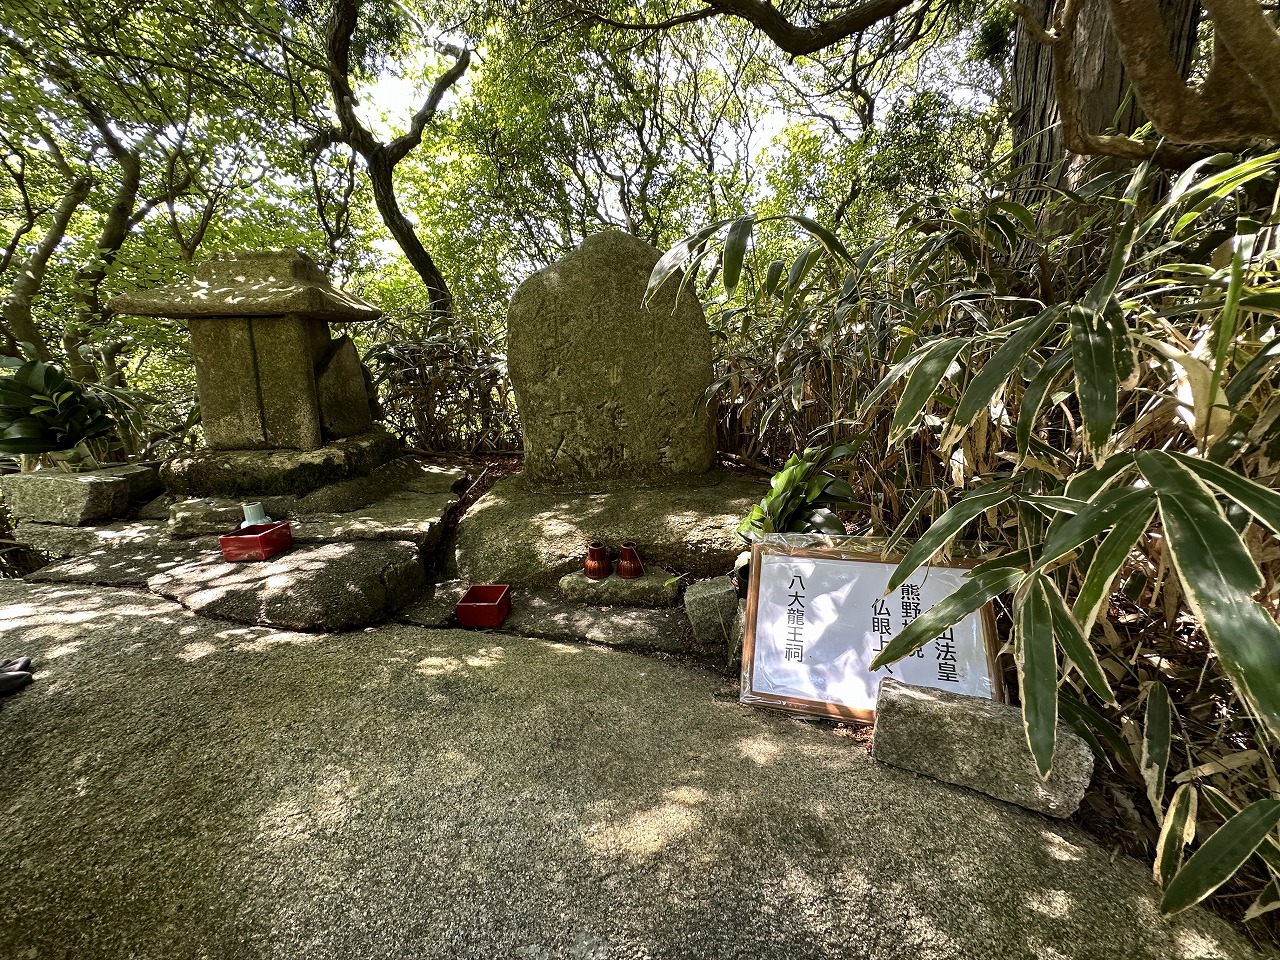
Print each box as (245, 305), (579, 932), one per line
(873, 679), (1094, 818)
(507, 231), (715, 484)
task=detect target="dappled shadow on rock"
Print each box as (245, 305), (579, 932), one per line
(0, 579), (1262, 960)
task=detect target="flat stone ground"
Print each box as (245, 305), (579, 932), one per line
(0, 580), (1266, 960)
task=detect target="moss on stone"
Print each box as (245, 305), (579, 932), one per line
(453, 472), (767, 588)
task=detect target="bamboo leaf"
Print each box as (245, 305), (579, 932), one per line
(888, 337), (968, 444)
(1039, 573), (1115, 703)
(1161, 799), (1280, 914)
(1137, 451), (1280, 737)
(1036, 486), (1155, 573)
(1072, 497), (1156, 637)
(1155, 784), (1199, 889)
(886, 480), (1015, 592)
(1244, 877), (1280, 922)
(721, 216), (755, 299)
(948, 306), (1062, 446)
(1069, 304), (1118, 460)
(1017, 576), (1059, 778)
(1141, 682), (1172, 819)
(870, 567), (1024, 670)
(1169, 453), (1280, 538)
(1017, 350), (1071, 464)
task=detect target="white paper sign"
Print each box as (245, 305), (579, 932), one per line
(743, 550), (995, 717)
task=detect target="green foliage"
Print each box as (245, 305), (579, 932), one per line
(660, 151), (1280, 925)
(737, 442), (865, 540)
(0, 360), (115, 454)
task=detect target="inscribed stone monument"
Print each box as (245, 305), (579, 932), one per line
(507, 231), (715, 484)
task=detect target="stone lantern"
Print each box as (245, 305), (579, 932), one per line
(110, 250), (379, 452)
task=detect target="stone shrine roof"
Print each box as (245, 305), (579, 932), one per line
(108, 250), (381, 323)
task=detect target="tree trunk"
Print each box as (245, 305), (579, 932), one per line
(1010, 0), (1201, 196)
(0, 175), (93, 361)
(65, 152), (143, 382)
(365, 150), (453, 316)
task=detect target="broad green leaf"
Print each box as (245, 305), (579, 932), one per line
(1017, 576), (1059, 778)
(1161, 799), (1280, 914)
(947, 306), (1062, 446)
(1155, 784), (1199, 888)
(886, 480), (1015, 592)
(1039, 573), (1115, 702)
(1137, 451), (1280, 737)
(870, 566), (1024, 670)
(1017, 350), (1071, 464)
(1069, 304), (1118, 461)
(1169, 453), (1280, 537)
(788, 214), (854, 264)
(1141, 682), (1172, 818)
(1073, 497), (1156, 637)
(721, 216), (754, 299)
(763, 259), (786, 296)
(1036, 486), (1155, 573)
(888, 337), (968, 444)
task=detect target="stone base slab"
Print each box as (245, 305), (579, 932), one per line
(397, 582), (697, 654)
(557, 568), (678, 607)
(453, 473), (767, 588)
(160, 430), (400, 499)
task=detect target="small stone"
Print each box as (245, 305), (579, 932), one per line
(872, 678), (1094, 818)
(316, 336), (375, 440)
(0, 470), (130, 526)
(683, 577), (740, 649)
(557, 568), (679, 607)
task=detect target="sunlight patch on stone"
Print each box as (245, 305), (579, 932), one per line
(179, 641), (219, 662)
(1025, 888), (1072, 919)
(736, 734), (780, 765)
(1040, 830), (1085, 862)
(584, 787), (707, 861)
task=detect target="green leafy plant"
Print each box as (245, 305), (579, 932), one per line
(737, 441), (865, 539)
(657, 150), (1280, 931)
(0, 360), (115, 456)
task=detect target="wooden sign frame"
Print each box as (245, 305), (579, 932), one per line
(740, 542), (1004, 722)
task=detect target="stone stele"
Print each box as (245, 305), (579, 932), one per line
(507, 231), (715, 484)
(109, 250), (379, 452)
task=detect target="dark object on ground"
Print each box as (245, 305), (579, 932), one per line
(0, 656), (31, 673)
(0, 670), (33, 695)
(456, 584), (512, 628)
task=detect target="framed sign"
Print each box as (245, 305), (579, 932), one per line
(741, 543), (1003, 722)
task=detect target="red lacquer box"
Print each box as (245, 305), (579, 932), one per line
(456, 584), (512, 628)
(219, 521), (293, 562)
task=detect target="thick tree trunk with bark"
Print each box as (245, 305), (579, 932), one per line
(1010, 0), (1200, 195)
(1, 175), (93, 360)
